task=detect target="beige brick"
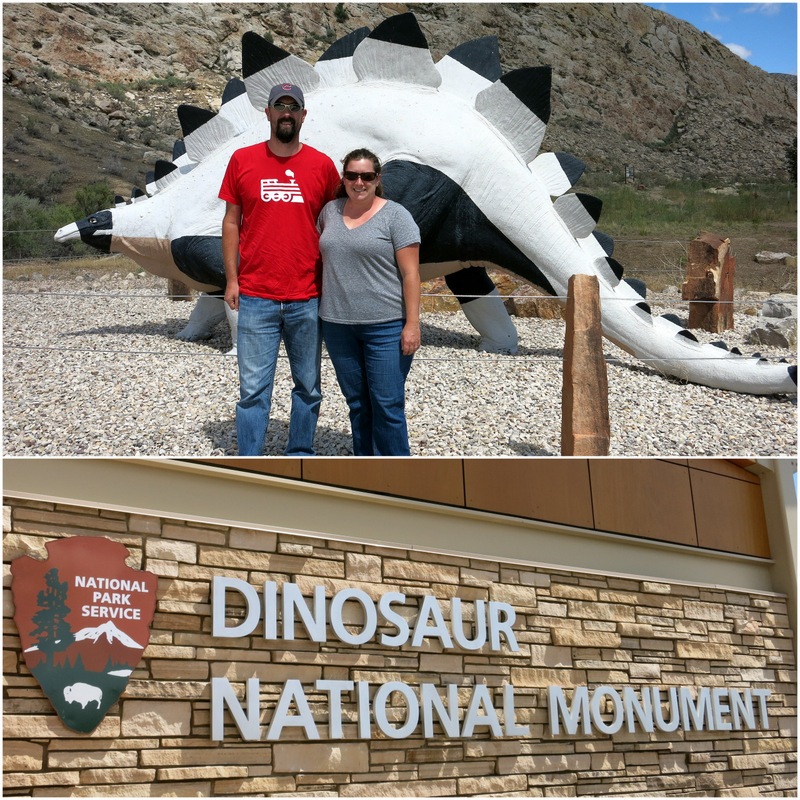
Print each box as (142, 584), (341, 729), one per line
(150, 660), (210, 681)
(2, 714), (120, 739)
(498, 754), (591, 774)
(199, 546), (273, 570)
(145, 558), (180, 577)
(80, 768), (157, 785)
(617, 623), (654, 637)
(728, 753), (777, 770)
(157, 765), (248, 781)
(229, 527), (278, 552)
(550, 584), (598, 601)
(419, 653), (464, 673)
(510, 668), (586, 687)
(4, 504), (12, 532)
(529, 645), (572, 667)
(591, 752), (626, 771)
(162, 522), (225, 545)
(340, 779), (457, 797)
(629, 663), (661, 680)
(215, 776), (297, 794)
(383, 559), (460, 585)
(641, 582), (672, 594)
(552, 630), (621, 648)
(141, 747), (270, 767)
(675, 641), (733, 660)
(146, 538), (197, 563)
(458, 775), (527, 794)
(3, 740), (44, 770)
(274, 743), (369, 773)
(568, 600), (636, 622)
(537, 601), (568, 617)
(2, 770), (82, 788)
(48, 749), (138, 769)
(346, 552), (382, 583)
(684, 601), (724, 621)
(121, 701), (191, 736)
(128, 514), (162, 534)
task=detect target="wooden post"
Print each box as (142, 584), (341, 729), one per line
(681, 231), (735, 332)
(561, 274), (610, 456)
(168, 279), (193, 301)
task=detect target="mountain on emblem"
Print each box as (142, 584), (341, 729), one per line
(10, 537), (158, 733)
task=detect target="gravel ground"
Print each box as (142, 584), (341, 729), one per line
(3, 273), (796, 457)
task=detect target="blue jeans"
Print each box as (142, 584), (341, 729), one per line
(322, 319), (413, 456)
(236, 294), (322, 456)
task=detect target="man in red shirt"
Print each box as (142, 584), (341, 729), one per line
(220, 83), (340, 455)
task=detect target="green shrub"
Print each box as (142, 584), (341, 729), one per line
(74, 181), (115, 217)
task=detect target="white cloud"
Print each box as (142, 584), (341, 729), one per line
(725, 42), (754, 60)
(742, 2), (781, 15)
(709, 8), (730, 23)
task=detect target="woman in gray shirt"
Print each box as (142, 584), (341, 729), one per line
(318, 148), (421, 456)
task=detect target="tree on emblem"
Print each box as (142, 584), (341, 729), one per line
(30, 568), (74, 665)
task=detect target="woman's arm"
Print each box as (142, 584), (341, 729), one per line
(222, 202), (242, 310)
(396, 243), (421, 356)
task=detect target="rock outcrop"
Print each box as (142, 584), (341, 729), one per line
(3, 2), (796, 188)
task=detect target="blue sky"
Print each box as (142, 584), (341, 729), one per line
(644, 2), (798, 74)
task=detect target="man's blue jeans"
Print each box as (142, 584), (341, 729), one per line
(322, 319), (413, 456)
(236, 294), (322, 456)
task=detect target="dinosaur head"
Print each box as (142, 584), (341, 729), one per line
(55, 209), (113, 253)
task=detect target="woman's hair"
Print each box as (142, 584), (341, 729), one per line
(336, 147), (384, 198)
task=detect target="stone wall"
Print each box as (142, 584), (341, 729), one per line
(3, 496), (797, 796)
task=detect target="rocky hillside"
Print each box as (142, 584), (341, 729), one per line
(3, 2), (797, 203)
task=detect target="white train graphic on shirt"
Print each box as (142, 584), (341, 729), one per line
(260, 170), (304, 203)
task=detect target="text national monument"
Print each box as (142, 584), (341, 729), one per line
(211, 578), (774, 743)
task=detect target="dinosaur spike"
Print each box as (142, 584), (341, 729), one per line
(593, 231), (615, 257)
(731, 347), (743, 355)
(624, 278), (647, 298)
(662, 313), (683, 326)
(789, 365), (797, 385)
(475, 67), (551, 162)
(241, 31), (319, 111)
(131, 187), (146, 203)
(218, 77), (264, 134)
(711, 341), (730, 350)
(554, 193), (602, 239)
(531, 152), (586, 196)
(316, 27), (371, 87)
(677, 329), (700, 342)
(352, 12), (441, 88)
(154, 160), (180, 191)
(145, 170), (156, 195)
(178, 105), (216, 138)
(178, 106), (236, 163)
(114, 195), (126, 208)
(592, 256), (625, 287)
(436, 36), (500, 102)
(635, 302), (652, 315)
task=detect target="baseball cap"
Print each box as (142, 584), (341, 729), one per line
(267, 83), (305, 108)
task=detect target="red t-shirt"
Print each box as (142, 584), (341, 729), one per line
(219, 142), (340, 300)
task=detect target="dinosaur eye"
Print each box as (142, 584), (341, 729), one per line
(89, 217), (97, 224)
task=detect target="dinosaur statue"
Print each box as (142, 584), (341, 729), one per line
(55, 12), (796, 395)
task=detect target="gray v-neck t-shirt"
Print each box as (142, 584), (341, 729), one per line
(318, 198), (420, 325)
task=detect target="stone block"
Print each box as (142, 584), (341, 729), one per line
(568, 600), (636, 622)
(552, 630), (622, 648)
(340, 778), (457, 796)
(675, 641), (733, 660)
(47, 749), (138, 769)
(3, 740), (44, 770)
(684, 601), (724, 621)
(214, 776), (297, 794)
(229, 527), (277, 552)
(145, 538), (197, 563)
(510, 668), (586, 687)
(528, 645), (573, 668)
(383, 559), (460, 584)
(128, 514), (162, 534)
(458, 775), (528, 795)
(550, 584), (598, 601)
(629, 663), (661, 680)
(121, 701), (191, 736)
(346, 552), (382, 583)
(499, 753), (592, 774)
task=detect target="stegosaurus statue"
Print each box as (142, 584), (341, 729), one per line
(55, 12), (796, 395)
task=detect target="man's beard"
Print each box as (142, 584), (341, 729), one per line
(275, 118), (297, 143)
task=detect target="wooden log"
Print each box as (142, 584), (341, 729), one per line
(168, 279), (193, 301)
(561, 274), (610, 456)
(681, 231), (735, 332)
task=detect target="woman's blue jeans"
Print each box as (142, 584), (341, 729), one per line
(322, 319), (413, 456)
(236, 294), (322, 456)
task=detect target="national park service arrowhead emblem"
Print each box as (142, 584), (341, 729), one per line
(10, 536), (158, 733)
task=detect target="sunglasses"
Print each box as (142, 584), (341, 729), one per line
(343, 171), (379, 182)
(271, 101), (303, 112)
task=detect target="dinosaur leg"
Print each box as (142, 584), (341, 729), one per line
(444, 267), (518, 353)
(174, 293), (227, 342)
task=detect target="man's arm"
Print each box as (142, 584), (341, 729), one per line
(222, 202), (242, 310)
